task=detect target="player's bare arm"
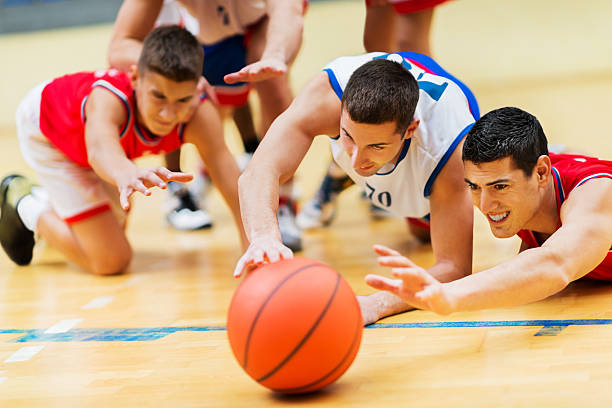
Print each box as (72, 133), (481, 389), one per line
(233, 72), (342, 277)
(84, 88), (192, 210)
(367, 177), (612, 315)
(183, 100), (248, 248)
(224, 0), (304, 84)
(362, 143), (474, 321)
(107, 0), (164, 71)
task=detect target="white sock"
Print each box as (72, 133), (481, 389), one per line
(17, 193), (49, 232)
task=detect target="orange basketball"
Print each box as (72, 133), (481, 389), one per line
(227, 257), (363, 394)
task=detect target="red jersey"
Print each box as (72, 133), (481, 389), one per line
(517, 153), (612, 280)
(39, 69), (186, 168)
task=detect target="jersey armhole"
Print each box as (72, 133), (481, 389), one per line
(322, 68), (343, 100)
(83, 80), (132, 138)
(423, 122), (473, 197)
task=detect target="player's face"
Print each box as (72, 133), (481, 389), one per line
(132, 69), (199, 135)
(339, 109), (413, 177)
(464, 157), (543, 238)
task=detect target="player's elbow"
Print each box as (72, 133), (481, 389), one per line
(540, 247), (572, 291)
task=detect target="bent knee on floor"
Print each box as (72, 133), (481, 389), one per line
(88, 246), (133, 276)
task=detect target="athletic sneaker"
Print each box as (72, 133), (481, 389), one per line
(278, 197), (302, 252)
(0, 174), (35, 265)
(165, 181), (212, 230)
(296, 174), (352, 230)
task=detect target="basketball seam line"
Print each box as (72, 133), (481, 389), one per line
(242, 263), (321, 370)
(256, 272), (342, 383)
(272, 307), (362, 393)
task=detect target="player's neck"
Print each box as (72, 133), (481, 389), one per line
(524, 179), (560, 234)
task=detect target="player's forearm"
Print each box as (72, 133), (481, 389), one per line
(238, 165), (282, 242)
(87, 143), (134, 187)
(262, 1), (304, 63)
(107, 39), (142, 71)
(445, 247), (571, 313)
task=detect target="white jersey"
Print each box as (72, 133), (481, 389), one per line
(324, 52), (478, 218)
(156, 0), (200, 35)
(177, 0), (266, 44)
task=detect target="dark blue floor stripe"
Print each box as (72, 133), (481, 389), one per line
(2, 319), (612, 342)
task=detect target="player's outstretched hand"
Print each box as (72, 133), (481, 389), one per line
(365, 244), (455, 315)
(233, 236), (293, 278)
(118, 166), (193, 211)
(224, 58), (287, 84)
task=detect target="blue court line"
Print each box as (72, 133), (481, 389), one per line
(2, 319), (611, 342)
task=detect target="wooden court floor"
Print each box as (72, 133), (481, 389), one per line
(1, 0), (612, 406)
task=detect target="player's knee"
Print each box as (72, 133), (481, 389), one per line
(89, 245), (132, 276)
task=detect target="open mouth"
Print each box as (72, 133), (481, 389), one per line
(487, 211), (510, 224)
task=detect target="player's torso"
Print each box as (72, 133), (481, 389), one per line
(40, 69), (183, 167)
(519, 153), (612, 279)
(325, 52), (475, 218)
(177, 0), (266, 44)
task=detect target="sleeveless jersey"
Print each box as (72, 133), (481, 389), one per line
(323, 52), (479, 218)
(39, 69), (185, 168)
(177, 0), (266, 45)
(517, 153), (612, 280)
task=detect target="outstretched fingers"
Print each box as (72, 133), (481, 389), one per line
(391, 267), (434, 291)
(373, 244), (402, 256)
(364, 274), (402, 294)
(156, 167), (193, 183)
(233, 242), (294, 278)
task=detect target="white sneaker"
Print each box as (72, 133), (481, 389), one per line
(278, 197), (302, 252)
(295, 174), (351, 230)
(296, 197), (337, 230)
(190, 168), (213, 210)
(165, 181), (212, 230)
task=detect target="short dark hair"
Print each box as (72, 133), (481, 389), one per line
(341, 58), (419, 134)
(138, 25), (203, 82)
(462, 107), (549, 176)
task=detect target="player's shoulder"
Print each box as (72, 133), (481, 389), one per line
(324, 52), (385, 72)
(552, 153), (612, 181)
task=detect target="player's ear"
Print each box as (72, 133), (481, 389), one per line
(128, 64), (139, 88)
(535, 155), (551, 186)
(403, 119), (420, 139)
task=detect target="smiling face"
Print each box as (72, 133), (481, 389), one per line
(339, 109), (417, 177)
(464, 156), (551, 238)
(131, 67), (200, 135)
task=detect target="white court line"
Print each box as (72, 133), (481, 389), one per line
(116, 274), (147, 289)
(81, 296), (114, 310)
(0, 377), (6, 384)
(5, 346), (45, 363)
(44, 318), (84, 334)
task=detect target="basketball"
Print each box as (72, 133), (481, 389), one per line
(227, 257), (363, 394)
